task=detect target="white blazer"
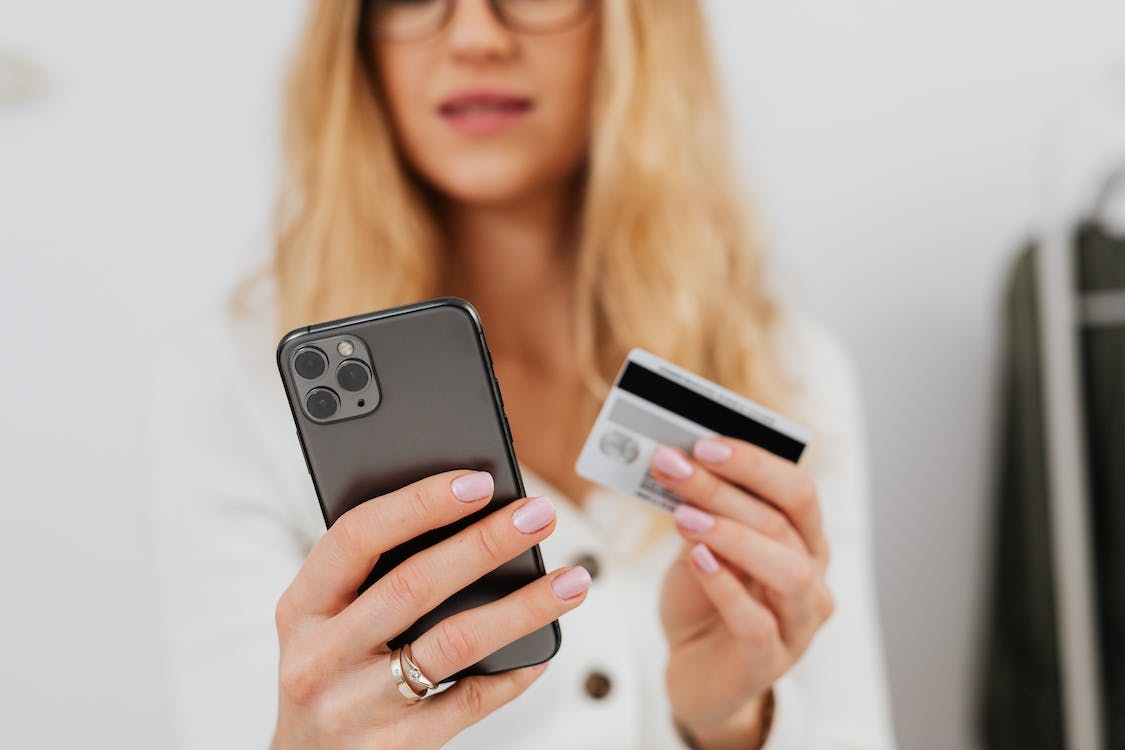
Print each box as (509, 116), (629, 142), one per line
(146, 295), (896, 749)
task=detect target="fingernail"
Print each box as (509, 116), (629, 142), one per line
(673, 503), (715, 533)
(690, 543), (720, 575)
(693, 438), (732, 463)
(652, 446), (693, 479)
(451, 471), (493, 502)
(551, 566), (592, 599)
(512, 496), (556, 534)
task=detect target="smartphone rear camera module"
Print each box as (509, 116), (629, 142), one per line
(289, 333), (379, 423)
(305, 387), (340, 421)
(294, 347), (328, 380)
(337, 360), (371, 392)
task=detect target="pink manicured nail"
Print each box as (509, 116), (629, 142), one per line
(512, 496), (556, 533)
(652, 446), (693, 479)
(690, 543), (720, 574)
(551, 566), (592, 599)
(674, 503), (715, 533)
(451, 471), (494, 502)
(693, 438), (732, 463)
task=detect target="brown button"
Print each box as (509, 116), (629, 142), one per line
(571, 553), (601, 580)
(584, 670), (612, 700)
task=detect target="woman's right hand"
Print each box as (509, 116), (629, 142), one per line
(270, 469), (589, 750)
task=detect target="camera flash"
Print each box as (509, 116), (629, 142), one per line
(337, 340), (354, 357)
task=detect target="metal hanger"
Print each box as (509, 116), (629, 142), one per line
(1079, 162), (1125, 328)
(1090, 161), (1125, 223)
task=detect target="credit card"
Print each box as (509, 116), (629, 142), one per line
(575, 348), (810, 512)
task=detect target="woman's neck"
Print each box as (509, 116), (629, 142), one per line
(440, 183), (579, 374)
(439, 181), (596, 504)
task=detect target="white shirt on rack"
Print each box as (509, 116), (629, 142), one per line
(145, 295), (896, 749)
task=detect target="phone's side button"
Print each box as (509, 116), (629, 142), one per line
(295, 430), (315, 477)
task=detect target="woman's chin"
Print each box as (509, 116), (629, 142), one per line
(421, 163), (569, 209)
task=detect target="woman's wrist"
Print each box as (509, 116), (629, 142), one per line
(673, 687), (775, 750)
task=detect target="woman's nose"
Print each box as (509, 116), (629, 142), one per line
(446, 0), (518, 64)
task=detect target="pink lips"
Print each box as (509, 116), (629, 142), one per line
(437, 90), (534, 135)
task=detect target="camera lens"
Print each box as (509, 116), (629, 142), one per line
(294, 348), (327, 380)
(305, 387), (339, 420)
(337, 360), (371, 392)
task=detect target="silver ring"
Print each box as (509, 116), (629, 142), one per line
(390, 646), (424, 702)
(402, 642), (438, 692)
(389, 643), (437, 701)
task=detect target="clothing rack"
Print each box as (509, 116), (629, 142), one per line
(1035, 62), (1125, 750)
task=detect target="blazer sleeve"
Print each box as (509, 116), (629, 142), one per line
(145, 318), (318, 750)
(758, 316), (898, 749)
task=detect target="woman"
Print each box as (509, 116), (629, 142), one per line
(148, 0), (896, 747)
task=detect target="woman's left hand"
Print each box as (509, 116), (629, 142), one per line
(654, 436), (835, 750)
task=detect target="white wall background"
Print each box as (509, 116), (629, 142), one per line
(1, 1), (1122, 748)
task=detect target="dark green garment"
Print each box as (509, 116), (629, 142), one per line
(981, 222), (1125, 749)
(1080, 223), (1125, 749)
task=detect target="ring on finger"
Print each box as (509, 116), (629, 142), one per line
(403, 642), (438, 692)
(390, 643), (436, 701)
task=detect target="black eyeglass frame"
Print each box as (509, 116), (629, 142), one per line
(358, 0), (598, 43)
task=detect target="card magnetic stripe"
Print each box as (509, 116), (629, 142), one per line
(616, 362), (806, 462)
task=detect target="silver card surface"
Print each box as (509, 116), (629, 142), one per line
(575, 349), (810, 511)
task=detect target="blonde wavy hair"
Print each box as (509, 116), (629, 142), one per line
(238, 0), (789, 428)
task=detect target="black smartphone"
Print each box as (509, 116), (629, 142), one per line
(276, 296), (561, 680)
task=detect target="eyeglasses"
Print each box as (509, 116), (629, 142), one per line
(361, 0), (597, 43)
